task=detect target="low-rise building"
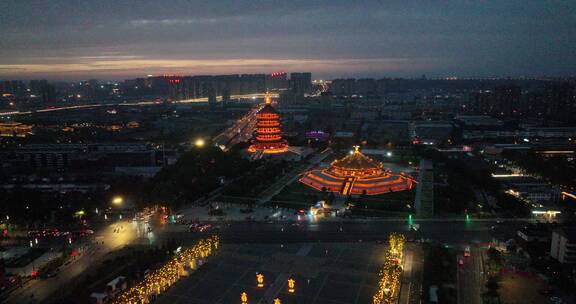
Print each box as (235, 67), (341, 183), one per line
(550, 227), (576, 264)
(0, 122), (33, 137)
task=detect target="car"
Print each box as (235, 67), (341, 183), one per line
(43, 272), (58, 278)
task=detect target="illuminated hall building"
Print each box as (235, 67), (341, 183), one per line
(299, 146), (414, 195)
(0, 122), (33, 137)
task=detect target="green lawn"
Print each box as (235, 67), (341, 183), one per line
(270, 181), (332, 209)
(351, 189), (416, 214)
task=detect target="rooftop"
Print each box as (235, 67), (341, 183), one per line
(331, 146), (381, 171)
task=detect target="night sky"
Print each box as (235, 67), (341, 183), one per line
(0, 0), (575, 80)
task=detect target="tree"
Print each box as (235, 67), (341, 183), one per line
(485, 276), (500, 299)
(146, 147), (252, 208)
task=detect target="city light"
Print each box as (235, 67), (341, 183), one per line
(113, 236), (219, 304)
(112, 196), (123, 205)
(532, 210), (561, 216)
(287, 278), (295, 293)
(373, 233), (405, 304)
(300, 146), (414, 196)
(248, 92), (289, 154)
(194, 138), (205, 148)
(2, 3), (573, 304)
(561, 191), (576, 200)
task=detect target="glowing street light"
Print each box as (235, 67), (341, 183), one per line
(112, 196), (124, 206)
(256, 273), (264, 288)
(274, 298), (282, 304)
(287, 278), (295, 293)
(241, 292), (248, 304)
(194, 138), (205, 148)
(112, 236), (218, 304)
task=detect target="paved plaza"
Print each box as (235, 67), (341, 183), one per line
(157, 242), (389, 304)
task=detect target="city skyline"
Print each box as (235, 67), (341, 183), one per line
(2, 2), (576, 303)
(1, 0), (575, 80)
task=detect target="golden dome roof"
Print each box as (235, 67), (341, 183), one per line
(331, 146), (382, 171)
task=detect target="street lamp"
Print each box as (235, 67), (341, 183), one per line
(112, 196), (123, 206)
(194, 138), (205, 148)
(287, 278), (295, 293)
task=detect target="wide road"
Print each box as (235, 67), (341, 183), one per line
(3, 219), (140, 304)
(157, 218), (524, 246)
(212, 104), (260, 150)
(457, 245), (484, 304)
(399, 243), (424, 304)
(0, 93), (275, 117)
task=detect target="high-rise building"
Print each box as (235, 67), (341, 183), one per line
(356, 78), (377, 96)
(544, 82), (576, 122)
(470, 90), (493, 115)
(221, 88), (231, 109)
(550, 227), (576, 264)
(266, 72), (288, 90)
(493, 85), (521, 116)
(331, 78), (356, 96)
(289, 72), (312, 96)
(208, 87), (217, 111)
(0, 80), (26, 97)
(29, 80), (55, 102)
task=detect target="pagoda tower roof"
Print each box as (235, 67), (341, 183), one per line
(258, 103), (279, 115)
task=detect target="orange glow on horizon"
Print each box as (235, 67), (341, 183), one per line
(0, 57), (437, 79)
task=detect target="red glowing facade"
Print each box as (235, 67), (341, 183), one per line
(299, 146), (414, 195)
(248, 94), (289, 154)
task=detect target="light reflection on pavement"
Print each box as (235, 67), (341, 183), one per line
(4, 219), (142, 304)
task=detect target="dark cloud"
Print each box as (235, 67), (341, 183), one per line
(0, 0), (575, 80)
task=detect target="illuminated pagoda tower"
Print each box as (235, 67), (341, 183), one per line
(248, 93), (289, 154)
(299, 146), (414, 195)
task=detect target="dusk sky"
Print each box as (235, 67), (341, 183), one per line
(1, 0), (575, 80)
